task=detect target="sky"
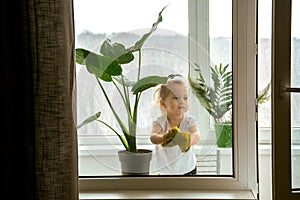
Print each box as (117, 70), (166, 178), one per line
(73, 0), (232, 37)
(73, 0), (189, 35)
(73, 0), (299, 38)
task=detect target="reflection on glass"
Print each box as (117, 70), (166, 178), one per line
(291, 0), (300, 190)
(75, 0), (233, 177)
(188, 0), (233, 176)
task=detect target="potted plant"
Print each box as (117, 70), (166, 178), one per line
(75, 6), (178, 175)
(188, 63), (270, 148)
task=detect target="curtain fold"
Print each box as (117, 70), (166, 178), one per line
(29, 0), (78, 199)
(2, 0), (78, 199)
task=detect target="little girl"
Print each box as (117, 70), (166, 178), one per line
(150, 78), (200, 175)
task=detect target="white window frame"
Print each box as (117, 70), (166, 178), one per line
(79, 0), (258, 199)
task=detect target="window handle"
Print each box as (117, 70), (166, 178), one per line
(280, 84), (300, 98)
(283, 87), (300, 93)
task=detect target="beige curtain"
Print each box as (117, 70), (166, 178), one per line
(2, 0), (78, 199)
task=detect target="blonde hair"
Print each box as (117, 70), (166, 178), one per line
(154, 78), (187, 105)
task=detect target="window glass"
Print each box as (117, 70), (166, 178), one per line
(257, 0), (272, 198)
(258, 0), (300, 196)
(75, 0), (233, 177)
(291, 0), (300, 191)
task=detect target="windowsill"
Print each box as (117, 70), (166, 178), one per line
(79, 189), (256, 199)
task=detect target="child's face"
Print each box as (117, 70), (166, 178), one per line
(162, 84), (189, 117)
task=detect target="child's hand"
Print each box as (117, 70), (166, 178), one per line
(161, 126), (180, 147)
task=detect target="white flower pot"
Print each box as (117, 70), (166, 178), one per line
(118, 149), (152, 175)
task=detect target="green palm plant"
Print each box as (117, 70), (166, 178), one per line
(189, 63), (271, 147)
(75, 6), (178, 153)
(189, 63), (233, 147)
(189, 63), (232, 124)
(189, 63), (271, 123)
(257, 81), (271, 105)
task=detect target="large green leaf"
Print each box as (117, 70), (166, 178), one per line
(100, 38), (134, 64)
(77, 112), (101, 129)
(85, 51), (122, 82)
(76, 48), (90, 65)
(132, 75), (169, 94)
(76, 48), (123, 81)
(128, 5), (167, 52)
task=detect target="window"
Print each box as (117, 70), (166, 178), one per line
(257, 0), (273, 199)
(271, 0), (300, 199)
(291, 0), (300, 191)
(75, 0), (257, 198)
(76, 0), (235, 177)
(257, 0), (300, 198)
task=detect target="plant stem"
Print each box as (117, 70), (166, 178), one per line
(112, 78), (132, 119)
(96, 77), (132, 147)
(97, 119), (129, 150)
(137, 49), (142, 81)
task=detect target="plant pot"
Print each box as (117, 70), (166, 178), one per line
(118, 149), (152, 175)
(214, 123), (232, 148)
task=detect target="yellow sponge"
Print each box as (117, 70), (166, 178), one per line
(174, 132), (191, 152)
(161, 126), (179, 147)
(161, 127), (191, 152)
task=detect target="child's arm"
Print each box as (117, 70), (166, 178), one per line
(189, 125), (200, 145)
(150, 122), (164, 144)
